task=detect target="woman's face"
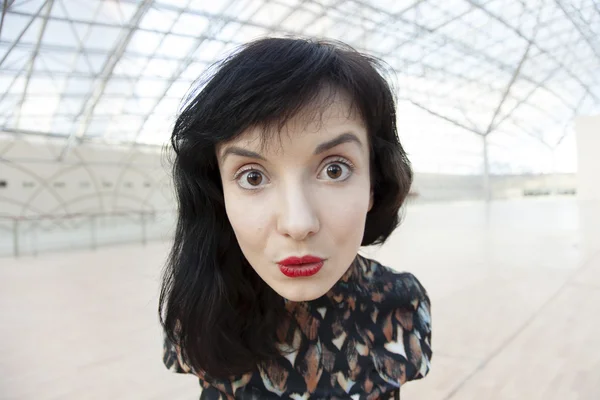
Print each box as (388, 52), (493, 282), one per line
(217, 95), (372, 301)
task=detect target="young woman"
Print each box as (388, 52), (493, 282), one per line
(160, 37), (432, 399)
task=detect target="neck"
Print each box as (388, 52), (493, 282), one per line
(282, 254), (363, 307)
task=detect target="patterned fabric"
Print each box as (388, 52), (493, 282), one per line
(163, 254), (432, 399)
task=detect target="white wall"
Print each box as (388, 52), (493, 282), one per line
(575, 115), (600, 201)
(0, 137), (173, 217)
(411, 173), (576, 202)
(0, 137), (175, 256)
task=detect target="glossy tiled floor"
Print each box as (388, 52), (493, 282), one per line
(1, 198), (599, 399)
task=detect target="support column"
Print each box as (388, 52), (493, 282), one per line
(575, 116), (600, 200)
(483, 135), (491, 202)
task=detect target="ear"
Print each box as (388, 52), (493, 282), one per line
(368, 189), (374, 212)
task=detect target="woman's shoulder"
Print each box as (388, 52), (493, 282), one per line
(356, 254), (430, 310)
(356, 254), (433, 381)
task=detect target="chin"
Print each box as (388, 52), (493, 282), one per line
(278, 286), (328, 302)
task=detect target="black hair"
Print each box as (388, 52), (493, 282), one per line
(159, 37), (412, 380)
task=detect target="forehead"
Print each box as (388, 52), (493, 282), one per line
(218, 92), (366, 156)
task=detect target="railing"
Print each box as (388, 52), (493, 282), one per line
(0, 210), (176, 257)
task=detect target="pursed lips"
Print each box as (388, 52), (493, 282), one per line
(277, 255), (325, 266)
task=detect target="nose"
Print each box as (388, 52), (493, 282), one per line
(276, 182), (320, 241)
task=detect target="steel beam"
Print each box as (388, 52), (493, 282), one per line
(129, 0), (243, 144)
(14, 0), (54, 129)
(466, 0), (599, 103)
(491, 64), (563, 132)
(483, 29), (537, 136)
(554, 0), (600, 64)
(58, 0), (154, 160)
(402, 98), (483, 135)
(0, 0), (48, 67)
(0, 0), (12, 38)
(106, 0), (194, 144)
(0, 39), (229, 63)
(7, 8), (209, 40)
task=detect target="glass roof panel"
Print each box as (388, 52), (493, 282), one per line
(50, 115), (75, 134)
(25, 76), (61, 95)
(152, 97), (180, 116)
(301, 16), (334, 37)
(96, 96), (127, 116)
(18, 116), (54, 132)
(142, 58), (182, 79)
(84, 24), (123, 51)
(2, 13), (40, 43)
(176, 61), (205, 81)
(123, 97), (157, 115)
(64, 77), (94, 96)
(41, 19), (81, 48)
(187, 0), (229, 15)
(154, 34), (198, 58)
(126, 30), (165, 55)
(138, 7), (179, 31)
(59, 0), (100, 23)
(1, 0), (598, 174)
(104, 76), (135, 96)
(20, 95), (60, 117)
(251, 2), (291, 27)
(5, 76), (25, 95)
(55, 96), (85, 116)
(193, 40), (229, 63)
(227, 0), (266, 20)
(35, 51), (74, 74)
(165, 79), (193, 99)
(280, 9), (316, 32)
(0, 46), (30, 71)
(132, 79), (167, 98)
(172, 13), (211, 35)
(10, 0), (46, 13)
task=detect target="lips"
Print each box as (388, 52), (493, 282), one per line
(277, 255), (324, 278)
(278, 255), (324, 266)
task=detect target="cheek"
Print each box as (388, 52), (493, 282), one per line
(317, 180), (371, 240)
(223, 188), (271, 249)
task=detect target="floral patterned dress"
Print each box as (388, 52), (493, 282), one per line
(163, 254), (432, 399)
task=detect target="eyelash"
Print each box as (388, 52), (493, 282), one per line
(232, 156), (355, 189)
(326, 157), (355, 172)
(232, 165), (263, 180)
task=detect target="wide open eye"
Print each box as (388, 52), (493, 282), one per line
(317, 159), (354, 182)
(236, 169), (269, 190)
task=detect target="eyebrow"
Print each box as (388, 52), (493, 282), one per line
(220, 147), (267, 162)
(314, 132), (363, 155)
(220, 132), (362, 162)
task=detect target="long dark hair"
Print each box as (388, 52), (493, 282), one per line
(159, 37), (413, 380)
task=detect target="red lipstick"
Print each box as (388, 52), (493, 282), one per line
(278, 255), (324, 278)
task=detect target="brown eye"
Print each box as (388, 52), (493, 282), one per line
(246, 171), (263, 186)
(327, 164), (343, 179)
(318, 160), (352, 182)
(237, 169), (268, 190)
